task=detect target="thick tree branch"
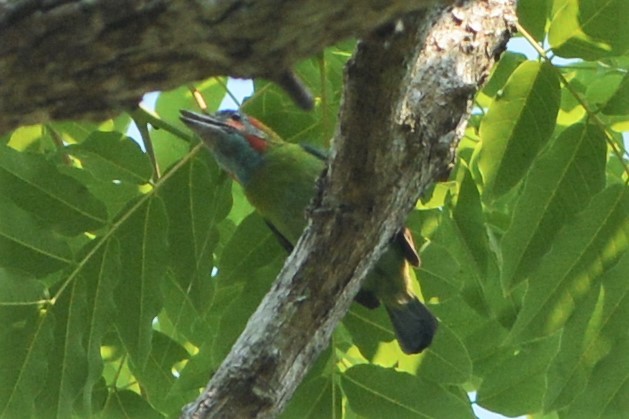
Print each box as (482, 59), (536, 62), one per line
(182, 0), (516, 417)
(0, 0), (438, 133)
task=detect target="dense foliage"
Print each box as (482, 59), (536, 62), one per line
(1, 1), (627, 417)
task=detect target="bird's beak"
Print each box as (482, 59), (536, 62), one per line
(180, 110), (236, 151)
(180, 110), (230, 132)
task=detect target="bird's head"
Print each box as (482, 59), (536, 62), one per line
(180, 109), (283, 184)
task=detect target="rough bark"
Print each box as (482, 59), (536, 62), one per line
(181, 0), (517, 418)
(0, 0), (438, 133)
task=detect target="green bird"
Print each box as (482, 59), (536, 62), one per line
(180, 109), (438, 354)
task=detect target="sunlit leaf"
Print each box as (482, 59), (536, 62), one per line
(549, 0), (629, 59)
(477, 61), (560, 200)
(477, 51), (528, 108)
(501, 123), (607, 290)
(509, 185), (629, 344)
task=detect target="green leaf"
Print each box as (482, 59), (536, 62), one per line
(476, 333), (561, 417)
(410, 178), (489, 386)
(545, 251), (629, 411)
(160, 284), (240, 392)
(114, 197), (168, 368)
(6, 125), (46, 152)
(159, 156), (231, 344)
(556, 62), (596, 126)
(283, 376), (342, 419)
(129, 331), (189, 417)
(549, 0), (590, 58)
(0, 144), (108, 235)
(602, 72), (629, 115)
(577, 0), (629, 55)
(47, 115), (132, 144)
(420, 208), (492, 317)
(66, 131), (153, 184)
(33, 285), (89, 418)
(420, 323), (472, 385)
(417, 238), (466, 302)
(48, 121), (104, 144)
(33, 240), (120, 418)
(584, 71), (625, 114)
(99, 390), (163, 419)
(165, 330), (226, 401)
(0, 269), (46, 303)
(151, 131), (189, 176)
(0, 305), (53, 417)
(562, 336), (629, 418)
(187, 201), (280, 369)
(477, 61), (560, 200)
(461, 316), (512, 379)
(501, 123), (607, 290)
(78, 240), (121, 414)
(509, 185), (629, 344)
(59, 166), (143, 220)
(344, 303), (396, 359)
(549, 0), (629, 59)
(453, 168), (489, 281)
(217, 212), (284, 283)
(544, 283), (601, 412)
(477, 51), (528, 108)
(342, 364), (474, 418)
(0, 196), (73, 276)
(211, 257), (283, 364)
(517, 0), (551, 41)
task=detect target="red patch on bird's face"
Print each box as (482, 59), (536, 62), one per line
(244, 134), (268, 152)
(225, 117), (268, 153)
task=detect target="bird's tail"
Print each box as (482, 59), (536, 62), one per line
(385, 298), (438, 354)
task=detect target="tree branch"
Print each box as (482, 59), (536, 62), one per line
(181, 0), (516, 417)
(0, 0), (438, 133)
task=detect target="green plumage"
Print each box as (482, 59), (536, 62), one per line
(245, 143), (322, 244)
(180, 109), (438, 354)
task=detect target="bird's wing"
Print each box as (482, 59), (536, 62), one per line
(264, 219), (294, 253)
(396, 228), (421, 267)
(260, 143), (324, 254)
(300, 144), (328, 161)
(354, 290), (381, 309)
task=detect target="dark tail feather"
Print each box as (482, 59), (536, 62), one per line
(385, 298), (438, 354)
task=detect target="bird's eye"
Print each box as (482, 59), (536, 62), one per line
(230, 113), (241, 122)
